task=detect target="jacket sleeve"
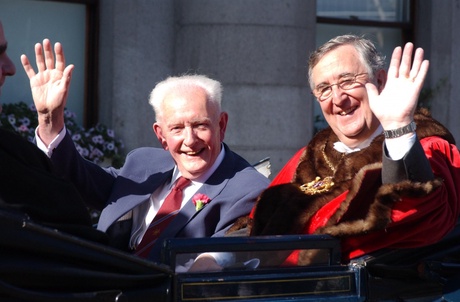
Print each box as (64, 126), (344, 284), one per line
(381, 136), (434, 184)
(50, 131), (117, 210)
(343, 136), (460, 260)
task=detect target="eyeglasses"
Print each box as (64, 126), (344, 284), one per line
(312, 72), (368, 102)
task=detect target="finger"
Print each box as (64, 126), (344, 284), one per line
(399, 42), (414, 78)
(54, 42), (66, 71)
(365, 82), (379, 105)
(414, 60), (429, 88)
(408, 47), (424, 80)
(62, 64), (74, 88)
(43, 39), (55, 70)
(54, 42), (65, 71)
(20, 54), (37, 79)
(365, 82), (385, 119)
(35, 42), (45, 72)
(387, 46), (402, 79)
(58, 65), (74, 108)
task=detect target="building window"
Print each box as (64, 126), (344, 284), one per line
(316, 0), (412, 61)
(0, 0), (98, 126)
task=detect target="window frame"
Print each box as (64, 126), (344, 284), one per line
(316, 0), (415, 43)
(36, 0), (99, 127)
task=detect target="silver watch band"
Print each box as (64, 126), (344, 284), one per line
(383, 121), (417, 139)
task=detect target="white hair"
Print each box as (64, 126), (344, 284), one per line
(148, 74), (223, 122)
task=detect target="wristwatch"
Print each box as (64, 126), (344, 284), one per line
(383, 121), (417, 139)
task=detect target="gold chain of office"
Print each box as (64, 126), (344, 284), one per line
(299, 142), (344, 195)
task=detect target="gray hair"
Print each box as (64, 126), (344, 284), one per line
(149, 74), (223, 123)
(307, 35), (386, 90)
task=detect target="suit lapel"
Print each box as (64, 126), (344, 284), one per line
(157, 180), (228, 239)
(154, 145), (235, 241)
(148, 180), (230, 261)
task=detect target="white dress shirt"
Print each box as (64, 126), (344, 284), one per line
(333, 125), (416, 159)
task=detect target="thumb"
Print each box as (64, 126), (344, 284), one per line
(365, 82), (380, 107)
(62, 64), (74, 88)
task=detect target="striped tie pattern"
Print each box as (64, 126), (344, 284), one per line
(135, 176), (191, 258)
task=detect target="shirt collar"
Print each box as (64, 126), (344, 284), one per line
(333, 125), (383, 154)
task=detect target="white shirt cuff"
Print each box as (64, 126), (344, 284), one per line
(385, 132), (416, 160)
(35, 126), (67, 158)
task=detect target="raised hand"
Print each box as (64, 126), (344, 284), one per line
(366, 42), (429, 130)
(21, 39), (74, 145)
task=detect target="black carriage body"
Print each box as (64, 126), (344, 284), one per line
(1, 209), (460, 301)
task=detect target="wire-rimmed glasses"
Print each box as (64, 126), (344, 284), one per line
(312, 73), (368, 102)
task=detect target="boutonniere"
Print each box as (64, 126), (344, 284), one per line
(192, 193), (211, 211)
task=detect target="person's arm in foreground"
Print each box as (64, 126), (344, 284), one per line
(21, 39), (115, 209)
(21, 39), (72, 146)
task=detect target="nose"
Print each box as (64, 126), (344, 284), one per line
(1, 54), (16, 76)
(183, 126), (198, 147)
(330, 85), (346, 106)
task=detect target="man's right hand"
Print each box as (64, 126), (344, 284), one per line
(21, 39), (74, 146)
(188, 255), (223, 272)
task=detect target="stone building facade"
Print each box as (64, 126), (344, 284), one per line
(97, 0), (460, 177)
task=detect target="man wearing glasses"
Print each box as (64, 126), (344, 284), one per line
(223, 34), (460, 268)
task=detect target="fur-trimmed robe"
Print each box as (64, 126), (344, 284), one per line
(228, 109), (459, 265)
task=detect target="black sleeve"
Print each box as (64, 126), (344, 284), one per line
(382, 137), (434, 184)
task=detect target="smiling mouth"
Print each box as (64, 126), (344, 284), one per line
(338, 107), (356, 116)
(184, 149), (203, 156)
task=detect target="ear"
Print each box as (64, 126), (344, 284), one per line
(153, 123), (168, 150)
(376, 69), (387, 93)
(218, 112), (229, 142)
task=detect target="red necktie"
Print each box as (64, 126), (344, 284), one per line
(135, 176), (191, 258)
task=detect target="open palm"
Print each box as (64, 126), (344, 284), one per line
(366, 43), (429, 130)
(21, 39), (73, 143)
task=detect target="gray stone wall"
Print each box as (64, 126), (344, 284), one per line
(99, 0), (176, 157)
(415, 0), (460, 144)
(98, 0), (458, 178)
(99, 0), (317, 177)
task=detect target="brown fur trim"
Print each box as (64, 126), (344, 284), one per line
(320, 162), (383, 231)
(249, 184), (318, 236)
(226, 215), (252, 235)
(316, 178), (443, 237)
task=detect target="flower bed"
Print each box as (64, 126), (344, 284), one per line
(0, 102), (124, 167)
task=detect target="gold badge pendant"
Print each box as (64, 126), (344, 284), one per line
(300, 176), (334, 195)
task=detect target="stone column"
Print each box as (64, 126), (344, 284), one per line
(98, 0), (175, 150)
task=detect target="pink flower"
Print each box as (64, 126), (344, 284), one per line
(192, 193), (211, 211)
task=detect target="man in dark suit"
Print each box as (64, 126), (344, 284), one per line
(21, 39), (270, 262)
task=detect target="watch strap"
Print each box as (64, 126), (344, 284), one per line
(383, 121), (417, 139)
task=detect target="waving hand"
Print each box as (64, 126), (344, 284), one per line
(366, 43), (429, 131)
(21, 39), (74, 145)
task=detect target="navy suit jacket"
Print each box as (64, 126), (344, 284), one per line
(0, 129), (107, 243)
(51, 132), (269, 262)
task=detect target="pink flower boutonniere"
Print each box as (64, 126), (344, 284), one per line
(192, 193), (211, 211)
